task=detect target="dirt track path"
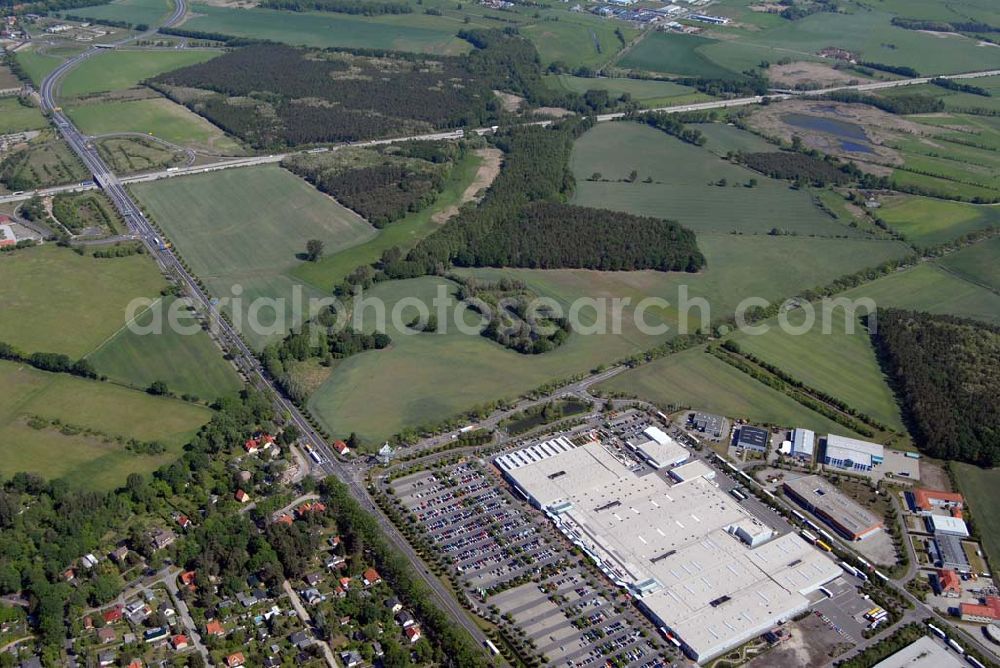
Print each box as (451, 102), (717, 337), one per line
(432, 147), (502, 224)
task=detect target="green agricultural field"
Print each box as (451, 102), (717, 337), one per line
(308, 233), (910, 443)
(700, 11), (1000, 77)
(891, 169), (999, 203)
(131, 165), (376, 349)
(880, 77), (1000, 114)
(599, 346), (865, 436)
(14, 50), (66, 87)
(877, 195), (1000, 245)
(953, 463), (1000, 574)
(0, 98), (48, 134)
(0, 245), (165, 357)
(570, 122), (864, 237)
(86, 296), (243, 401)
(698, 123), (780, 156)
(291, 150), (482, 292)
(0, 360), (211, 490)
(96, 136), (186, 174)
(618, 32), (736, 78)
(936, 235), (1000, 291)
(544, 74), (711, 108)
(181, 4), (471, 54)
(66, 96), (243, 154)
(69, 0), (174, 28)
(729, 309), (904, 431)
(59, 49), (221, 97)
(840, 261), (1000, 325)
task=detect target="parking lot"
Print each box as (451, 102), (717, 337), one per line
(388, 460), (670, 667)
(811, 577), (872, 645)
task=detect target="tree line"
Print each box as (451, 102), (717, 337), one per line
(260, 0), (412, 14)
(871, 309), (999, 467)
(0, 341), (97, 379)
(820, 90), (944, 115)
(737, 151), (852, 185)
(931, 77), (992, 97)
(891, 16), (999, 34)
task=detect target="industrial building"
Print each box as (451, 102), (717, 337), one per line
(782, 475), (883, 541)
(691, 412), (724, 438)
(735, 426), (769, 452)
(871, 635), (964, 668)
(495, 438), (840, 664)
(929, 533), (970, 571)
(961, 595), (1000, 623)
(823, 434), (884, 472)
(909, 488), (964, 513)
(925, 514), (970, 538)
(790, 429), (815, 461)
(628, 426), (689, 469)
(668, 460), (715, 483)
(934, 569), (961, 597)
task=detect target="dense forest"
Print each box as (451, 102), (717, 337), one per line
(283, 148), (453, 227)
(738, 151), (851, 185)
(871, 309), (999, 467)
(151, 44), (500, 148)
(260, 0), (412, 13)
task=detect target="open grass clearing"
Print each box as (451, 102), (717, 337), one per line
(65, 95), (244, 154)
(597, 345), (864, 436)
(0, 98), (48, 134)
(290, 149), (486, 292)
(570, 122), (866, 237)
(86, 295), (243, 401)
(308, 233), (910, 443)
(0, 134), (89, 190)
(543, 74), (711, 108)
(877, 195), (1000, 246)
(839, 260), (1000, 325)
(181, 4), (471, 54)
(0, 245), (166, 358)
(59, 49), (221, 97)
(95, 136), (186, 174)
(521, 11), (636, 69)
(14, 50), (66, 87)
(131, 165), (375, 348)
(69, 0), (175, 27)
(891, 169), (999, 203)
(936, 235), (1000, 291)
(953, 463), (1000, 576)
(0, 359), (211, 490)
(618, 31), (737, 78)
(0, 64), (20, 89)
(729, 308), (904, 430)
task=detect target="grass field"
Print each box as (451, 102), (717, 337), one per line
(290, 150), (482, 292)
(0, 64), (19, 89)
(96, 136), (186, 174)
(953, 463), (1000, 575)
(0, 135), (89, 190)
(570, 123), (865, 237)
(132, 165), (376, 348)
(69, 0), (174, 27)
(181, 4), (471, 54)
(840, 260), (1000, 325)
(698, 123), (780, 156)
(730, 309), (905, 431)
(598, 346), (865, 436)
(86, 296), (243, 400)
(309, 233), (910, 443)
(14, 50), (66, 87)
(877, 195), (1000, 246)
(0, 359), (211, 490)
(936, 235), (1000, 291)
(66, 96), (244, 154)
(0, 98), (48, 134)
(544, 74), (711, 109)
(0, 245), (165, 357)
(618, 32), (737, 78)
(522, 11), (636, 69)
(59, 49), (221, 97)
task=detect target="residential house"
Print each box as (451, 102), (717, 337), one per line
(171, 635), (189, 650)
(109, 546), (129, 563)
(150, 529), (176, 551)
(406, 625), (422, 643)
(363, 568), (382, 586)
(227, 652), (246, 668)
(333, 440), (350, 456)
(205, 619), (225, 637)
(385, 597), (403, 614)
(340, 650), (363, 668)
(235, 489), (251, 503)
(97, 628), (116, 644)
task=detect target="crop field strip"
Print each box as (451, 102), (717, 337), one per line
(59, 49), (222, 97)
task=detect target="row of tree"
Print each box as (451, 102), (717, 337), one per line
(821, 90), (944, 115)
(260, 0), (412, 14)
(738, 151), (852, 186)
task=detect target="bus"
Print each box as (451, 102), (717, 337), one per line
(730, 488), (747, 501)
(800, 530), (817, 544)
(483, 640), (500, 656)
(816, 540), (832, 552)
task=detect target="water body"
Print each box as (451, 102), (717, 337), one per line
(782, 113), (875, 153)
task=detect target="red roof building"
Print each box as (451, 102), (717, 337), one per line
(333, 440), (350, 455)
(177, 515), (192, 529)
(936, 569), (962, 597)
(912, 488), (965, 512)
(405, 625), (422, 643)
(102, 606), (123, 624)
(363, 568), (382, 586)
(961, 595), (1000, 623)
(296, 501), (326, 517)
(171, 634), (189, 650)
(180, 570), (197, 592)
(235, 489), (250, 503)
(244, 438), (259, 454)
(227, 652), (246, 667)
(205, 619), (225, 637)
(275, 513), (294, 526)
(339, 576), (351, 590)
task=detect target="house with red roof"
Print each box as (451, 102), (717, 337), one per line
(339, 576), (351, 591)
(333, 440), (350, 455)
(205, 619), (225, 637)
(405, 625), (422, 643)
(910, 488), (964, 512)
(227, 652), (246, 667)
(936, 569), (962, 597)
(235, 489), (250, 503)
(275, 513), (294, 526)
(244, 438), (260, 454)
(102, 606), (123, 624)
(176, 515), (192, 530)
(961, 595), (1000, 623)
(296, 501), (326, 518)
(363, 568), (382, 586)
(180, 570), (197, 591)
(171, 634), (189, 650)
